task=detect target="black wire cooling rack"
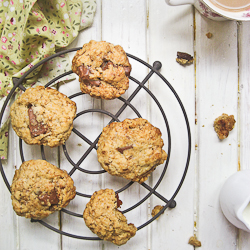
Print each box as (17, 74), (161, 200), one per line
(0, 47), (191, 240)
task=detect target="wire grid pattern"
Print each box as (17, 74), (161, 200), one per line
(0, 48), (191, 240)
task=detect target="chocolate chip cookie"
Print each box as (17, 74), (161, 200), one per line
(83, 189), (137, 245)
(10, 86), (77, 147)
(11, 160), (76, 220)
(72, 40), (131, 100)
(97, 118), (168, 183)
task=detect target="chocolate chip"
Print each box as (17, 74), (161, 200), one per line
(78, 65), (90, 79)
(177, 52), (193, 61)
(116, 145), (133, 154)
(78, 65), (101, 87)
(28, 107), (47, 137)
(101, 61), (113, 71)
(83, 79), (101, 87)
(176, 52), (194, 65)
(38, 189), (59, 206)
(116, 193), (123, 208)
(123, 66), (131, 77)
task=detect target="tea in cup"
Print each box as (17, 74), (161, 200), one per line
(165, 0), (250, 21)
(209, 0), (250, 11)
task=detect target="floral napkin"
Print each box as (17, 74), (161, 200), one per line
(0, 0), (96, 159)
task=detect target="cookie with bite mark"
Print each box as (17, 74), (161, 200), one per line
(83, 189), (137, 245)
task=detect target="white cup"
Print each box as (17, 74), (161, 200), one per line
(219, 170), (250, 233)
(165, 0), (250, 21)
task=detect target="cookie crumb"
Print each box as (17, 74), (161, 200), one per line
(176, 52), (193, 65)
(188, 236), (201, 247)
(206, 32), (213, 38)
(213, 113), (236, 140)
(151, 205), (164, 220)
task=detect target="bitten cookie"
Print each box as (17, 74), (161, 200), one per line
(72, 40), (131, 100)
(11, 160), (76, 220)
(10, 86), (77, 147)
(83, 189), (137, 245)
(97, 118), (167, 183)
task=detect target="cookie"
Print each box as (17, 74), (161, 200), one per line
(213, 113), (236, 140)
(10, 86), (77, 147)
(83, 189), (137, 245)
(11, 160), (76, 220)
(97, 118), (167, 183)
(72, 40), (131, 100)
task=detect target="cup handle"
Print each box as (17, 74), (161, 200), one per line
(165, 0), (195, 5)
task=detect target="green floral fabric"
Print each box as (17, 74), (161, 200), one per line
(0, 0), (96, 159)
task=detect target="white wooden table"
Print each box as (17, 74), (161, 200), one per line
(1, 0), (250, 249)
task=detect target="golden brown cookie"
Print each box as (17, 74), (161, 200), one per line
(97, 118), (168, 183)
(72, 40), (131, 100)
(10, 86), (77, 147)
(213, 113), (236, 140)
(83, 189), (137, 245)
(11, 160), (76, 220)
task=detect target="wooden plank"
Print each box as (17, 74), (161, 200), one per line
(0, 103), (61, 248)
(101, 1), (149, 249)
(15, 129), (61, 249)
(0, 128), (18, 249)
(238, 21), (250, 250)
(59, 1), (104, 249)
(195, 12), (238, 250)
(148, 2), (195, 250)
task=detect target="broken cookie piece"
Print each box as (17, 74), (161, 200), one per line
(83, 189), (137, 246)
(176, 52), (194, 65)
(151, 205), (164, 220)
(214, 113), (236, 140)
(188, 236), (202, 247)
